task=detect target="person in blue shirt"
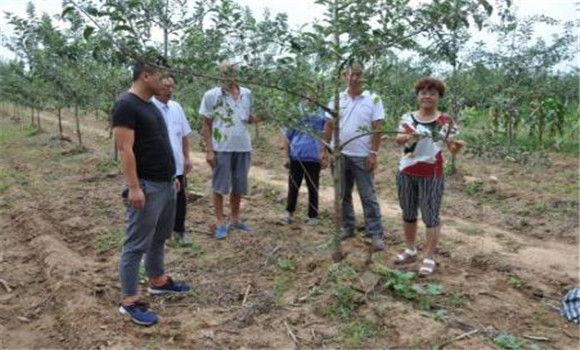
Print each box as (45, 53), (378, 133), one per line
(280, 100), (326, 226)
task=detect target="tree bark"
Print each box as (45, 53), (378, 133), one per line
(331, 0), (343, 262)
(75, 104), (83, 147)
(58, 108), (64, 139)
(36, 108), (42, 131)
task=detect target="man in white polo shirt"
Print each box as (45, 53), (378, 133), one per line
(199, 60), (254, 240)
(153, 75), (193, 244)
(321, 60), (385, 251)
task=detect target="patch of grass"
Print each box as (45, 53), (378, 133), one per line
(94, 228), (124, 253)
(450, 292), (466, 308)
(325, 262), (360, 321)
(465, 181), (483, 195)
(494, 333), (523, 350)
(342, 319), (382, 346)
(273, 273), (293, 302)
(327, 262), (358, 284)
(328, 284), (355, 321)
(507, 277), (523, 289)
(0, 182), (10, 195)
(98, 158), (120, 173)
(276, 258), (298, 271)
(0, 123), (32, 144)
(168, 238), (205, 256)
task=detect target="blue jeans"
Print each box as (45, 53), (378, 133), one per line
(120, 179), (176, 296)
(340, 155), (383, 237)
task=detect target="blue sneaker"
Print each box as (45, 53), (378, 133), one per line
(230, 221), (254, 234)
(214, 224), (228, 240)
(118, 301), (158, 326)
(148, 276), (192, 295)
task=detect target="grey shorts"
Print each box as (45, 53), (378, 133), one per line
(212, 152), (251, 195)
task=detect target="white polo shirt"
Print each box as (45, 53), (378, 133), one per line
(152, 97), (192, 176)
(199, 86), (253, 152)
(326, 90), (386, 157)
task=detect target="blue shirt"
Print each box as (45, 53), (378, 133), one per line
(285, 107), (326, 163)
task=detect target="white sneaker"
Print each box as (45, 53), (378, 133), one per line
(278, 213), (293, 225)
(173, 232), (192, 245)
(306, 218), (319, 226)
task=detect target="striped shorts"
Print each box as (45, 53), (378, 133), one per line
(396, 172), (444, 228)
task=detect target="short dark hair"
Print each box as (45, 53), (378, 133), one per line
(132, 55), (169, 82)
(162, 74), (176, 85)
(346, 58), (365, 72)
(414, 77), (446, 97)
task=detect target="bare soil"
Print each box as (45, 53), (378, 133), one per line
(0, 110), (578, 349)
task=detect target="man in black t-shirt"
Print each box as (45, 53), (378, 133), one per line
(113, 58), (191, 326)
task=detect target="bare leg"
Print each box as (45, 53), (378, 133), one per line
(230, 193), (242, 223)
(122, 295), (141, 305)
(423, 225), (441, 259)
(214, 193), (225, 225)
(403, 221), (418, 249)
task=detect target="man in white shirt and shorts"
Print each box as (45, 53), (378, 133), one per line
(199, 61), (255, 239)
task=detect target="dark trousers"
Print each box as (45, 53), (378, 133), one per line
(286, 160), (321, 218)
(174, 175), (187, 233)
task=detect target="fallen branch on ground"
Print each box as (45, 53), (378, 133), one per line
(284, 320), (299, 346)
(440, 329), (479, 349)
(0, 279), (12, 293)
(523, 335), (550, 342)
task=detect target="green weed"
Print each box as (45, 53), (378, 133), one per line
(371, 264), (443, 310)
(494, 333), (523, 350)
(276, 258), (298, 271)
(273, 273), (293, 301)
(94, 228), (124, 253)
(450, 292), (466, 308)
(98, 158), (119, 172)
(507, 277), (523, 289)
(465, 181), (483, 195)
(343, 319), (381, 346)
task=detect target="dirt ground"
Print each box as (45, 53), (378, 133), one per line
(0, 109), (578, 350)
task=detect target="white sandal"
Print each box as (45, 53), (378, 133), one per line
(418, 258), (436, 276)
(278, 215), (293, 225)
(394, 248), (417, 264)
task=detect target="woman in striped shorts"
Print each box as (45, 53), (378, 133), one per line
(393, 77), (463, 276)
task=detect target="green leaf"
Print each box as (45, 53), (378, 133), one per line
(83, 26), (95, 40)
(61, 6), (75, 18)
(113, 25), (132, 33)
(478, 0), (493, 16)
(86, 6), (99, 16)
(212, 128), (222, 142)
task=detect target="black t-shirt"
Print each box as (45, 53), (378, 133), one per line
(112, 92), (176, 182)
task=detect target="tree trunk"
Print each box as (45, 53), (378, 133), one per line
(508, 111), (515, 148)
(331, 0), (343, 262)
(538, 110), (545, 146)
(36, 108), (42, 132)
(58, 108), (64, 139)
(30, 107), (34, 126)
(75, 104), (83, 147)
